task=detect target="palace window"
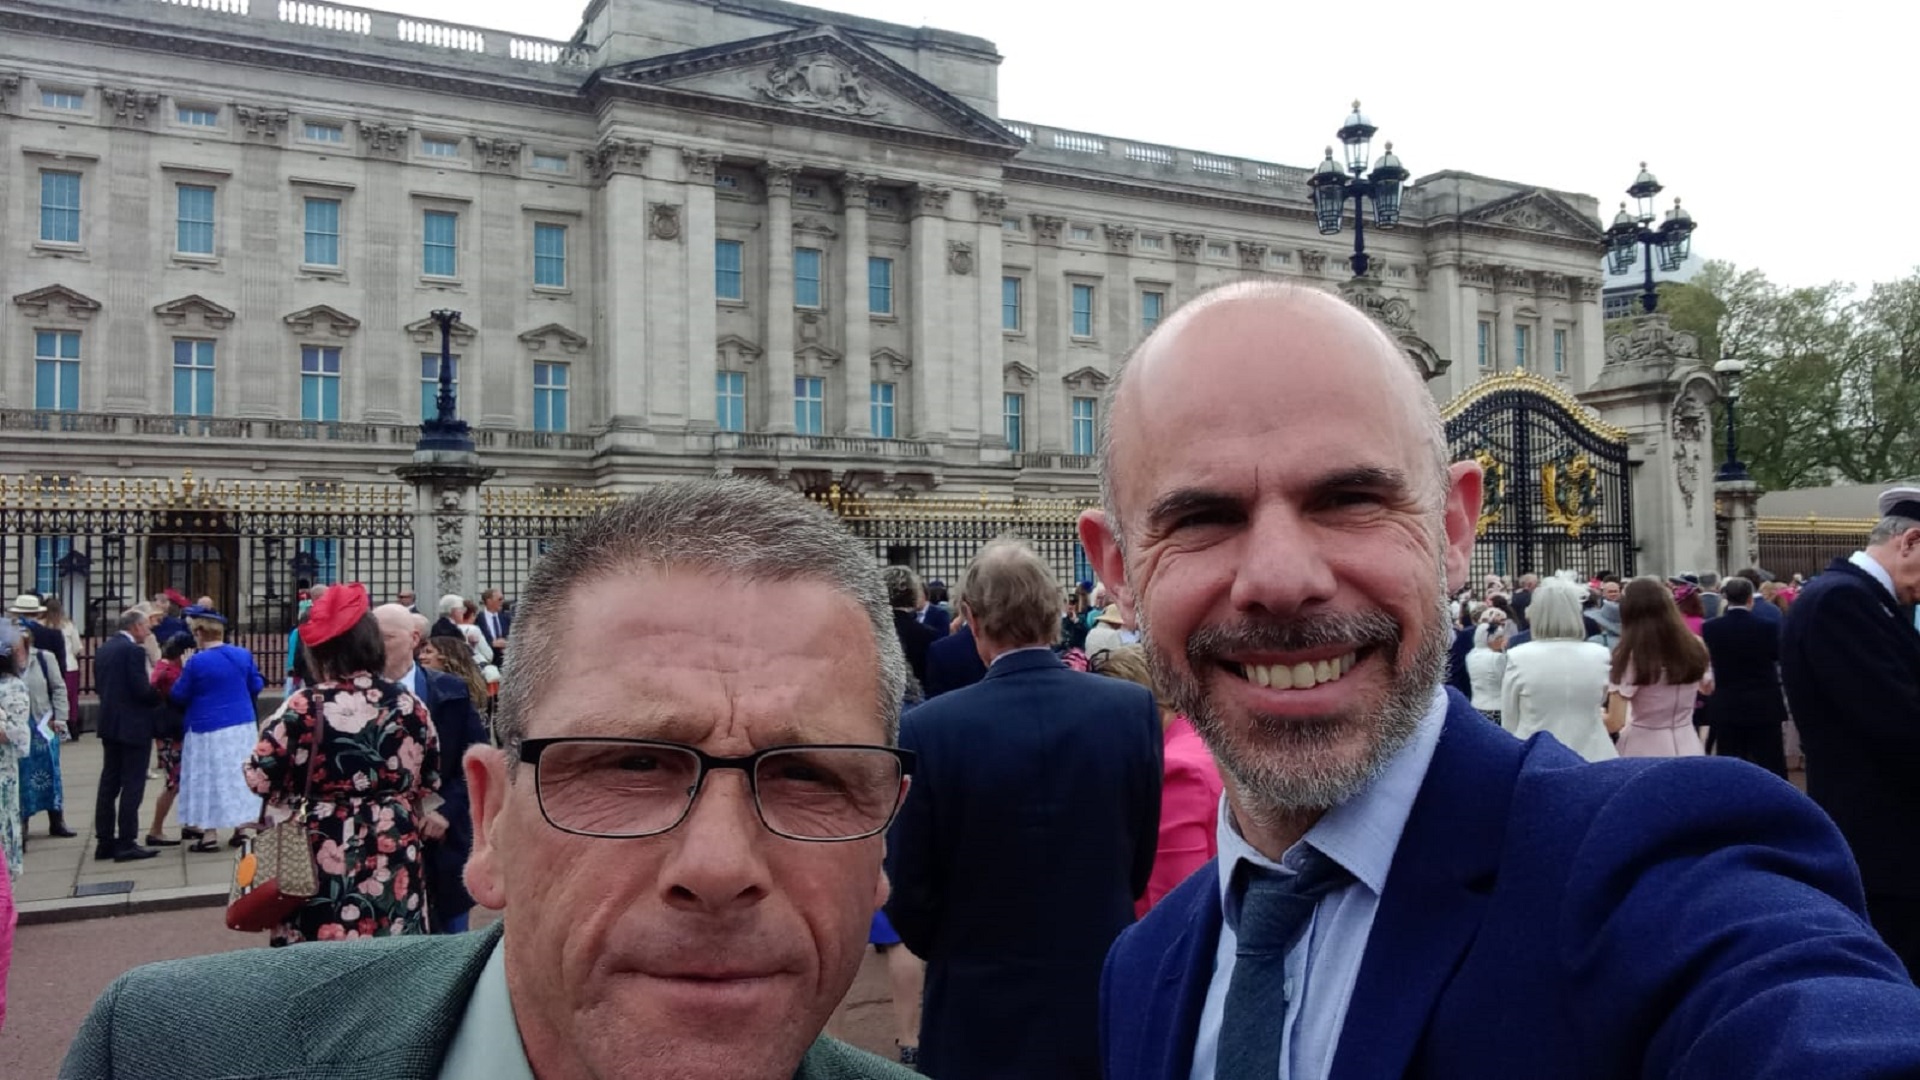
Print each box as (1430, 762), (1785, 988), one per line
(1071, 283), (1096, 338)
(39, 170), (80, 244)
(420, 354), (459, 421)
(1206, 240), (1231, 259)
(1139, 234), (1165, 251)
(1003, 393), (1025, 451)
(870, 382), (896, 439)
(1069, 224), (1095, 242)
(40, 89), (83, 110)
(176, 184), (215, 256)
(422, 210), (458, 277)
(794, 377), (825, 435)
(1515, 324), (1531, 369)
(303, 198), (340, 267)
(1141, 289), (1165, 333)
(303, 121), (344, 143)
(297, 539), (339, 585)
(716, 371), (746, 432)
(33, 538), (71, 597)
(1553, 329), (1568, 374)
(177, 105), (219, 127)
(795, 247), (823, 308)
(421, 136), (460, 158)
(300, 346), (341, 422)
(1477, 321), (1491, 369)
(34, 331), (81, 412)
(533, 362), (569, 432)
(716, 240), (744, 300)
(172, 339), (215, 416)
(1002, 276), (1022, 331)
(1071, 396), (1097, 456)
(533, 223), (567, 288)
(531, 152), (568, 173)
(1001, 216), (1023, 233)
(869, 257), (894, 315)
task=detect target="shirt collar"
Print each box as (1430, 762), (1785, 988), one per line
(437, 935), (536, 1080)
(987, 645), (1055, 669)
(1851, 550), (1897, 599)
(402, 663), (421, 691)
(1216, 685), (1449, 908)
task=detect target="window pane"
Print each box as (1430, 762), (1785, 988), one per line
(304, 198), (340, 266)
(534, 223), (567, 287)
(423, 211), (458, 276)
(177, 185), (215, 255)
(532, 152), (568, 172)
(795, 247), (822, 308)
(1515, 325), (1530, 368)
(1002, 276), (1021, 331)
(1554, 329), (1568, 373)
(716, 371), (746, 432)
(1072, 284), (1094, 337)
(1003, 392), (1024, 451)
(1071, 397), (1096, 456)
(870, 382), (895, 439)
(1142, 290), (1164, 332)
(794, 377), (823, 435)
(40, 171), (80, 244)
(177, 105), (218, 126)
(868, 257), (893, 314)
(421, 354), (458, 421)
(1477, 321), (1491, 368)
(304, 122), (344, 143)
(715, 240), (744, 300)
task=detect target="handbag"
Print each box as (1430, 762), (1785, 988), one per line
(226, 714), (325, 933)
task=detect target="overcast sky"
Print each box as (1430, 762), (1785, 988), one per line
(381, 0), (1909, 291)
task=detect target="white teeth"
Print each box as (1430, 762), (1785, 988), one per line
(1240, 652), (1359, 691)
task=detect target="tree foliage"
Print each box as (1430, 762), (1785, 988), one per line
(1615, 261), (1920, 491)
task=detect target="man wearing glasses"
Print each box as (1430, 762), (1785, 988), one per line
(65, 479), (922, 1080)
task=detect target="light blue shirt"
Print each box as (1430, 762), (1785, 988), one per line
(436, 936), (536, 1080)
(1188, 686), (1448, 1080)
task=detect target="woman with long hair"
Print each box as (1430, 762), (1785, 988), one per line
(1609, 577), (1713, 757)
(245, 584), (440, 944)
(420, 636), (488, 707)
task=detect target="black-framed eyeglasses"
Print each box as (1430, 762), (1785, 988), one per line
(517, 737), (914, 843)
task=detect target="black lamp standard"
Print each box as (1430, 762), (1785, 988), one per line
(418, 308), (474, 453)
(1305, 102), (1410, 279)
(1604, 163), (1697, 314)
(1714, 356), (1749, 482)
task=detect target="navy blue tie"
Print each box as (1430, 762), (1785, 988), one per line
(1216, 849), (1353, 1080)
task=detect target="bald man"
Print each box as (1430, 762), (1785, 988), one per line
(1087, 283), (1920, 1080)
(373, 603), (489, 933)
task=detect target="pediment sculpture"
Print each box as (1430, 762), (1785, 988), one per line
(760, 54), (885, 117)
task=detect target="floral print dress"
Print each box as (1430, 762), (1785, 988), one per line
(0, 676), (31, 881)
(245, 673), (440, 945)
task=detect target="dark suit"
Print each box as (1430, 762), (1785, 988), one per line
(92, 633), (161, 852)
(886, 649), (1162, 1080)
(1781, 556), (1920, 970)
(891, 610), (940, 688)
(65, 924), (918, 1079)
(410, 667), (488, 931)
(1701, 605), (1788, 777)
(1445, 625), (1474, 698)
(1102, 692), (1920, 1080)
(915, 603), (952, 638)
(477, 607), (510, 660)
(429, 616), (461, 642)
(923, 625), (988, 698)
(23, 617), (67, 670)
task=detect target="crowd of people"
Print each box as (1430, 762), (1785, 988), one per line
(8, 281), (1920, 1076)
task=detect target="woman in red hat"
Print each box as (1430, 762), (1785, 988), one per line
(243, 583), (441, 944)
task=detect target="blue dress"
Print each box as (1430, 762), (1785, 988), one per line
(18, 650), (64, 818)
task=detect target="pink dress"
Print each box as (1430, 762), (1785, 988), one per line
(1611, 663), (1705, 757)
(1137, 716), (1224, 917)
(0, 839), (13, 1031)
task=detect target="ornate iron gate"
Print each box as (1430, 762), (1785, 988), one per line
(1442, 373), (1635, 583)
(812, 485), (1094, 590)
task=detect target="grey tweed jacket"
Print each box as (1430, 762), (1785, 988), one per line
(62, 923), (918, 1079)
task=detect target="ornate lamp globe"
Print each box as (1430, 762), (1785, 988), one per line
(1370, 142), (1410, 227)
(1628, 162), (1663, 223)
(1657, 199), (1695, 270)
(1307, 146), (1348, 235)
(1337, 100), (1376, 174)
(1606, 202), (1640, 275)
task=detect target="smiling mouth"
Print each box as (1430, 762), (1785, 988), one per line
(1223, 649), (1368, 690)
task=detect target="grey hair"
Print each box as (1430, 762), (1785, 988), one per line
(436, 594), (464, 617)
(1870, 515), (1920, 545)
(117, 609), (147, 632)
(1524, 576), (1589, 642)
(1098, 280), (1451, 540)
(496, 478), (908, 766)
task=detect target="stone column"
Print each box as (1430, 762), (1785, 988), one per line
(682, 149), (720, 430)
(103, 118), (156, 412)
(760, 160), (799, 433)
(233, 106), (288, 418)
(972, 191), (1008, 451)
(1031, 213), (1067, 452)
(1716, 478), (1762, 575)
(395, 450), (495, 608)
(839, 173), (873, 437)
(1573, 276), (1603, 391)
(357, 121), (410, 424)
(908, 184), (950, 440)
(590, 137), (650, 429)
(1424, 258), (1464, 401)
(1494, 265), (1523, 372)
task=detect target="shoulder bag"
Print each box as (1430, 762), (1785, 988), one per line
(226, 709), (325, 932)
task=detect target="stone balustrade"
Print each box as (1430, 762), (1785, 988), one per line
(1005, 121), (1313, 200)
(125, 0), (591, 68)
(0, 409), (596, 450)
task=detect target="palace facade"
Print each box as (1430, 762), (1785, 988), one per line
(1, 0), (1612, 501)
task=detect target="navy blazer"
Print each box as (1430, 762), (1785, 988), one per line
(411, 667), (488, 921)
(94, 633), (162, 745)
(1700, 606), (1787, 729)
(1781, 557), (1920, 899)
(916, 604), (952, 638)
(1101, 690), (1920, 1080)
(887, 649), (1163, 1080)
(921, 625), (988, 698)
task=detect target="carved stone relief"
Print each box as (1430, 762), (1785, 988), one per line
(1338, 281), (1415, 332)
(1496, 265), (1532, 292)
(975, 192), (1008, 221)
(910, 184), (951, 217)
(0, 72), (18, 109)
(1671, 393), (1708, 522)
(1170, 232), (1204, 259)
(1604, 314), (1701, 365)
(1103, 224), (1135, 254)
(758, 54), (885, 117)
(649, 203), (682, 241)
(1297, 248), (1328, 274)
(680, 148), (719, 182)
(474, 137), (523, 172)
(233, 104), (289, 141)
(357, 121), (410, 161)
(947, 241), (974, 276)
(100, 88), (161, 126)
(587, 136), (649, 180)
(1029, 214), (1066, 243)
(434, 513), (464, 596)
(760, 160), (800, 198)
(1236, 240), (1268, 271)
(1462, 263), (1496, 288)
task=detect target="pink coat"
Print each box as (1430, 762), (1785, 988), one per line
(1, 854), (14, 1031)
(1137, 717), (1224, 917)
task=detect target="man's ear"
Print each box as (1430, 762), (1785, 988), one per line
(1441, 460), (1485, 594)
(461, 745), (511, 910)
(1078, 509), (1132, 622)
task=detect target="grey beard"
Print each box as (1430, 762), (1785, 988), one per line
(1140, 589), (1451, 818)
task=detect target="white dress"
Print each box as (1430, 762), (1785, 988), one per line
(1500, 640), (1618, 763)
(1466, 648), (1508, 714)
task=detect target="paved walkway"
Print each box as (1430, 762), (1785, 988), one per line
(13, 735), (232, 924)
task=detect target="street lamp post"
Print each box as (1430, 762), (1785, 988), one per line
(1713, 357), (1749, 482)
(417, 308), (474, 453)
(1306, 102), (1410, 279)
(1604, 163), (1697, 314)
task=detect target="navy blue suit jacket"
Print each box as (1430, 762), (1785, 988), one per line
(1782, 558), (1920, 899)
(94, 634), (161, 745)
(412, 667), (488, 921)
(922, 625), (988, 698)
(1700, 606), (1787, 729)
(1101, 691), (1920, 1080)
(917, 604), (952, 638)
(887, 649), (1163, 1080)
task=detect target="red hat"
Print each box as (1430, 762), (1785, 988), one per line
(303, 582), (369, 646)
(164, 588), (192, 608)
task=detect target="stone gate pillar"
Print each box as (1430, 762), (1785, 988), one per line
(1578, 315), (1720, 577)
(396, 452), (495, 605)
(1716, 478), (1762, 574)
